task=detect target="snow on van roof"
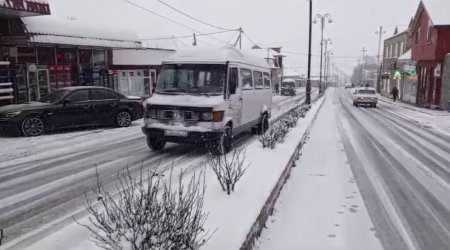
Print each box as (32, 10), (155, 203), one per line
(283, 79), (296, 83)
(164, 46), (270, 69)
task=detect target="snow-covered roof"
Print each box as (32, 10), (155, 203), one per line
(398, 49), (411, 61)
(164, 46), (270, 69)
(112, 49), (175, 65)
(21, 15), (142, 48)
(422, 0), (450, 25)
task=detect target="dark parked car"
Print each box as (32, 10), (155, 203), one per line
(0, 86), (143, 136)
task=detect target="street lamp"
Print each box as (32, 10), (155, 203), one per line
(314, 13), (333, 94)
(325, 50), (333, 90)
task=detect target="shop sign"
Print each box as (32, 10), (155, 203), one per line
(434, 64), (441, 77)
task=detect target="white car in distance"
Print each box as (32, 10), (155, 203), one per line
(352, 87), (378, 108)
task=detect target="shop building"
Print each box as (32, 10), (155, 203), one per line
(409, 0), (450, 109)
(109, 48), (175, 99)
(0, 10), (142, 105)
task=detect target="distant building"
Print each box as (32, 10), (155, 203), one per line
(381, 27), (410, 100)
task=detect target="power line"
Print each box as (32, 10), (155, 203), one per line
(157, 0), (236, 31)
(140, 30), (236, 41)
(122, 0), (231, 45)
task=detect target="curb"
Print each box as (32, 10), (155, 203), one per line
(239, 93), (328, 250)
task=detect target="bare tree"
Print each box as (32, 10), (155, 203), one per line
(77, 165), (211, 250)
(208, 148), (249, 195)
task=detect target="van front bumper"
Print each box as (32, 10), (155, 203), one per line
(142, 127), (222, 144)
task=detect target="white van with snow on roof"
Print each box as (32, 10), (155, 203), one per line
(142, 47), (272, 154)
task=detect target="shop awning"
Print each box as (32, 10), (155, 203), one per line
(398, 49), (411, 61)
(21, 15), (142, 49)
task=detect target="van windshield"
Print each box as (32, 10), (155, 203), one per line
(155, 64), (226, 95)
(282, 82), (295, 88)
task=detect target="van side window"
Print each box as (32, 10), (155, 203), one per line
(263, 72), (271, 89)
(241, 68), (253, 90)
(229, 67), (238, 95)
(254, 71), (263, 89)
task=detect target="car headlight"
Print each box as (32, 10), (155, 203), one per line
(3, 111), (22, 118)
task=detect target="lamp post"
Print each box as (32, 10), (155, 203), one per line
(314, 13), (333, 94)
(306, 0), (313, 104)
(325, 50), (333, 90)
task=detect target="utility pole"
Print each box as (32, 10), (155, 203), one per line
(323, 39), (332, 89)
(314, 13), (333, 94)
(375, 26), (386, 93)
(306, 0), (313, 104)
(234, 27), (243, 50)
(360, 47), (367, 86)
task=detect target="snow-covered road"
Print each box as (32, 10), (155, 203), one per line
(0, 90), (317, 249)
(256, 88), (450, 250)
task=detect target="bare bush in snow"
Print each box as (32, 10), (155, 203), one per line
(208, 148), (249, 195)
(259, 123), (283, 149)
(77, 166), (211, 250)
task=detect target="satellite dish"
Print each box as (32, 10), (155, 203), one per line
(27, 64), (37, 73)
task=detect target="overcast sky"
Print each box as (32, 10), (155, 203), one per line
(48, 0), (421, 76)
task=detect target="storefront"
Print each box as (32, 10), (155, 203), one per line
(0, 14), (142, 105)
(110, 49), (175, 99)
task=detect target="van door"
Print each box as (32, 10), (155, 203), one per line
(240, 68), (259, 127)
(227, 67), (243, 127)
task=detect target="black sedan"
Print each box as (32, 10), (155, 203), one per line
(0, 86), (143, 136)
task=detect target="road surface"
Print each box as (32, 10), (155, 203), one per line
(257, 88), (450, 250)
(0, 90), (316, 249)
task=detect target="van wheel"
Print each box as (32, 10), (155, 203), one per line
(210, 125), (232, 155)
(258, 113), (269, 135)
(147, 137), (166, 151)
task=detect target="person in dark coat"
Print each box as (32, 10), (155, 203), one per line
(391, 86), (399, 102)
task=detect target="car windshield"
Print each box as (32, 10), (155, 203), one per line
(358, 89), (376, 94)
(39, 89), (71, 103)
(155, 64), (226, 95)
(282, 82), (295, 88)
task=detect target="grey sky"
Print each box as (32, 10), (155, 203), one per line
(48, 0), (420, 75)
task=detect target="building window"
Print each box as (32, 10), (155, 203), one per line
(384, 45), (388, 58)
(399, 42), (404, 55)
(426, 20), (432, 43)
(394, 43), (398, 58)
(416, 27), (420, 45)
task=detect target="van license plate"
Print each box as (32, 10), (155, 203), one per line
(165, 130), (188, 137)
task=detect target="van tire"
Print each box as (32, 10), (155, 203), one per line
(210, 125), (232, 155)
(147, 137), (166, 151)
(258, 113), (269, 135)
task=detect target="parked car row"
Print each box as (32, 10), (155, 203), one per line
(0, 86), (143, 136)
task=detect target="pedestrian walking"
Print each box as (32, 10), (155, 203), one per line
(391, 86), (399, 102)
(275, 82), (280, 95)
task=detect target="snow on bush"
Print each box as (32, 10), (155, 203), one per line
(208, 148), (249, 195)
(78, 167), (211, 250)
(259, 104), (311, 149)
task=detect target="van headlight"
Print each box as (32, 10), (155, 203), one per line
(201, 111), (224, 122)
(148, 109), (157, 119)
(202, 112), (213, 121)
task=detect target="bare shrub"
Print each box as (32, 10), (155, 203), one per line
(77, 166), (211, 250)
(208, 148), (249, 195)
(259, 123), (283, 149)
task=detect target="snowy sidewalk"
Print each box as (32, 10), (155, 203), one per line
(255, 92), (382, 250)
